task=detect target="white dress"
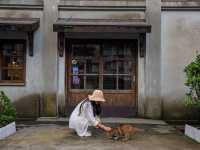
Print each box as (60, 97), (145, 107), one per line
(69, 99), (100, 137)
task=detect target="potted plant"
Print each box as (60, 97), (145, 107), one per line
(184, 54), (200, 143)
(0, 91), (17, 139)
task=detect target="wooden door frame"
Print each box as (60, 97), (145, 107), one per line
(65, 38), (139, 116)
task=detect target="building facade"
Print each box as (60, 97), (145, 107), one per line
(0, 0), (200, 120)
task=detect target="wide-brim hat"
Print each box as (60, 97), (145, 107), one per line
(88, 90), (106, 102)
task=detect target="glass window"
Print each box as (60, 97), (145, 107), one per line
(71, 43), (100, 89)
(86, 76), (99, 89)
(102, 43), (134, 90)
(118, 61), (133, 74)
(71, 75), (84, 89)
(86, 59), (99, 74)
(118, 76), (132, 90)
(103, 43), (117, 57)
(103, 75), (116, 89)
(103, 60), (117, 74)
(118, 45), (134, 58)
(71, 60), (85, 74)
(72, 44), (100, 57)
(70, 41), (136, 90)
(0, 40), (26, 84)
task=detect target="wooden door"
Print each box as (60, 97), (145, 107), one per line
(66, 39), (138, 117)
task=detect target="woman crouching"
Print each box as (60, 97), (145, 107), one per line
(69, 90), (112, 137)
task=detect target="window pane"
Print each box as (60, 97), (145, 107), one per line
(115, 44), (125, 58)
(1, 70), (9, 80)
(71, 60), (84, 74)
(2, 44), (12, 66)
(118, 76), (132, 90)
(14, 44), (24, 65)
(86, 76), (99, 89)
(86, 59), (99, 74)
(103, 60), (116, 74)
(118, 61), (133, 74)
(0, 41), (25, 83)
(103, 43), (117, 57)
(72, 44), (100, 57)
(118, 45), (134, 58)
(103, 75), (116, 89)
(71, 75), (84, 89)
(2, 69), (24, 81)
(103, 43), (134, 58)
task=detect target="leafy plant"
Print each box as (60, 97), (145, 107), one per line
(184, 54), (200, 108)
(0, 91), (16, 127)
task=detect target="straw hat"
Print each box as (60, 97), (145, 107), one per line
(88, 90), (106, 102)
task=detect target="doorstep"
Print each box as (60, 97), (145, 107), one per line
(17, 118), (174, 134)
(34, 117), (167, 125)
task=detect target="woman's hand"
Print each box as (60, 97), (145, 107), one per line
(104, 126), (112, 132)
(96, 123), (112, 132)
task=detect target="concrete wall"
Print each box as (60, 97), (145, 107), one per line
(40, 0), (59, 117)
(59, 10), (145, 20)
(138, 0), (162, 119)
(161, 11), (200, 120)
(0, 0), (43, 5)
(59, 0), (145, 7)
(0, 0), (60, 118)
(0, 9), (43, 118)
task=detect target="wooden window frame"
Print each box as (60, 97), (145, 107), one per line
(0, 39), (26, 86)
(68, 39), (137, 91)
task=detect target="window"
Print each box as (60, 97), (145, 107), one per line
(71, 44), (100, 89)
(102, 43), (135, 90)
(70, 40), (137, 90)
(0, 40), (26, 85)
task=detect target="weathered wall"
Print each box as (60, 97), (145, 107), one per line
(0, 0), (60, 118)
(58, 0), (145, 19)
(0, 9), (43, 118)
(40, 0), (59, 117)
(59, 0), (145, 7)
(59, 10), (145, 20)
(0, 0), (43, 5)
(139, 0), (162, 119)
(161, 11), (200, 120)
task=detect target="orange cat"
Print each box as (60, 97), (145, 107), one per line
(107, 124), (144, 141)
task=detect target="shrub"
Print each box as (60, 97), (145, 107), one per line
(0, 91), (16, 127)
(184, 54), (200, 108)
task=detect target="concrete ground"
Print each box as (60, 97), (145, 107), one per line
(0, 121), (200, 150)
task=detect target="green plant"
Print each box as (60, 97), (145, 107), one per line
(0, 91), (16, 127)
(184, 54), (200, 108)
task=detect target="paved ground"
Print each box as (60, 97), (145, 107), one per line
(0, 123), (200, 150)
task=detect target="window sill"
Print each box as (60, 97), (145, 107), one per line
(0, 83), (25, 86)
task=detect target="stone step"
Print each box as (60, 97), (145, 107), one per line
(35, 117), (167, 125)
(16, 117), (167, 130)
